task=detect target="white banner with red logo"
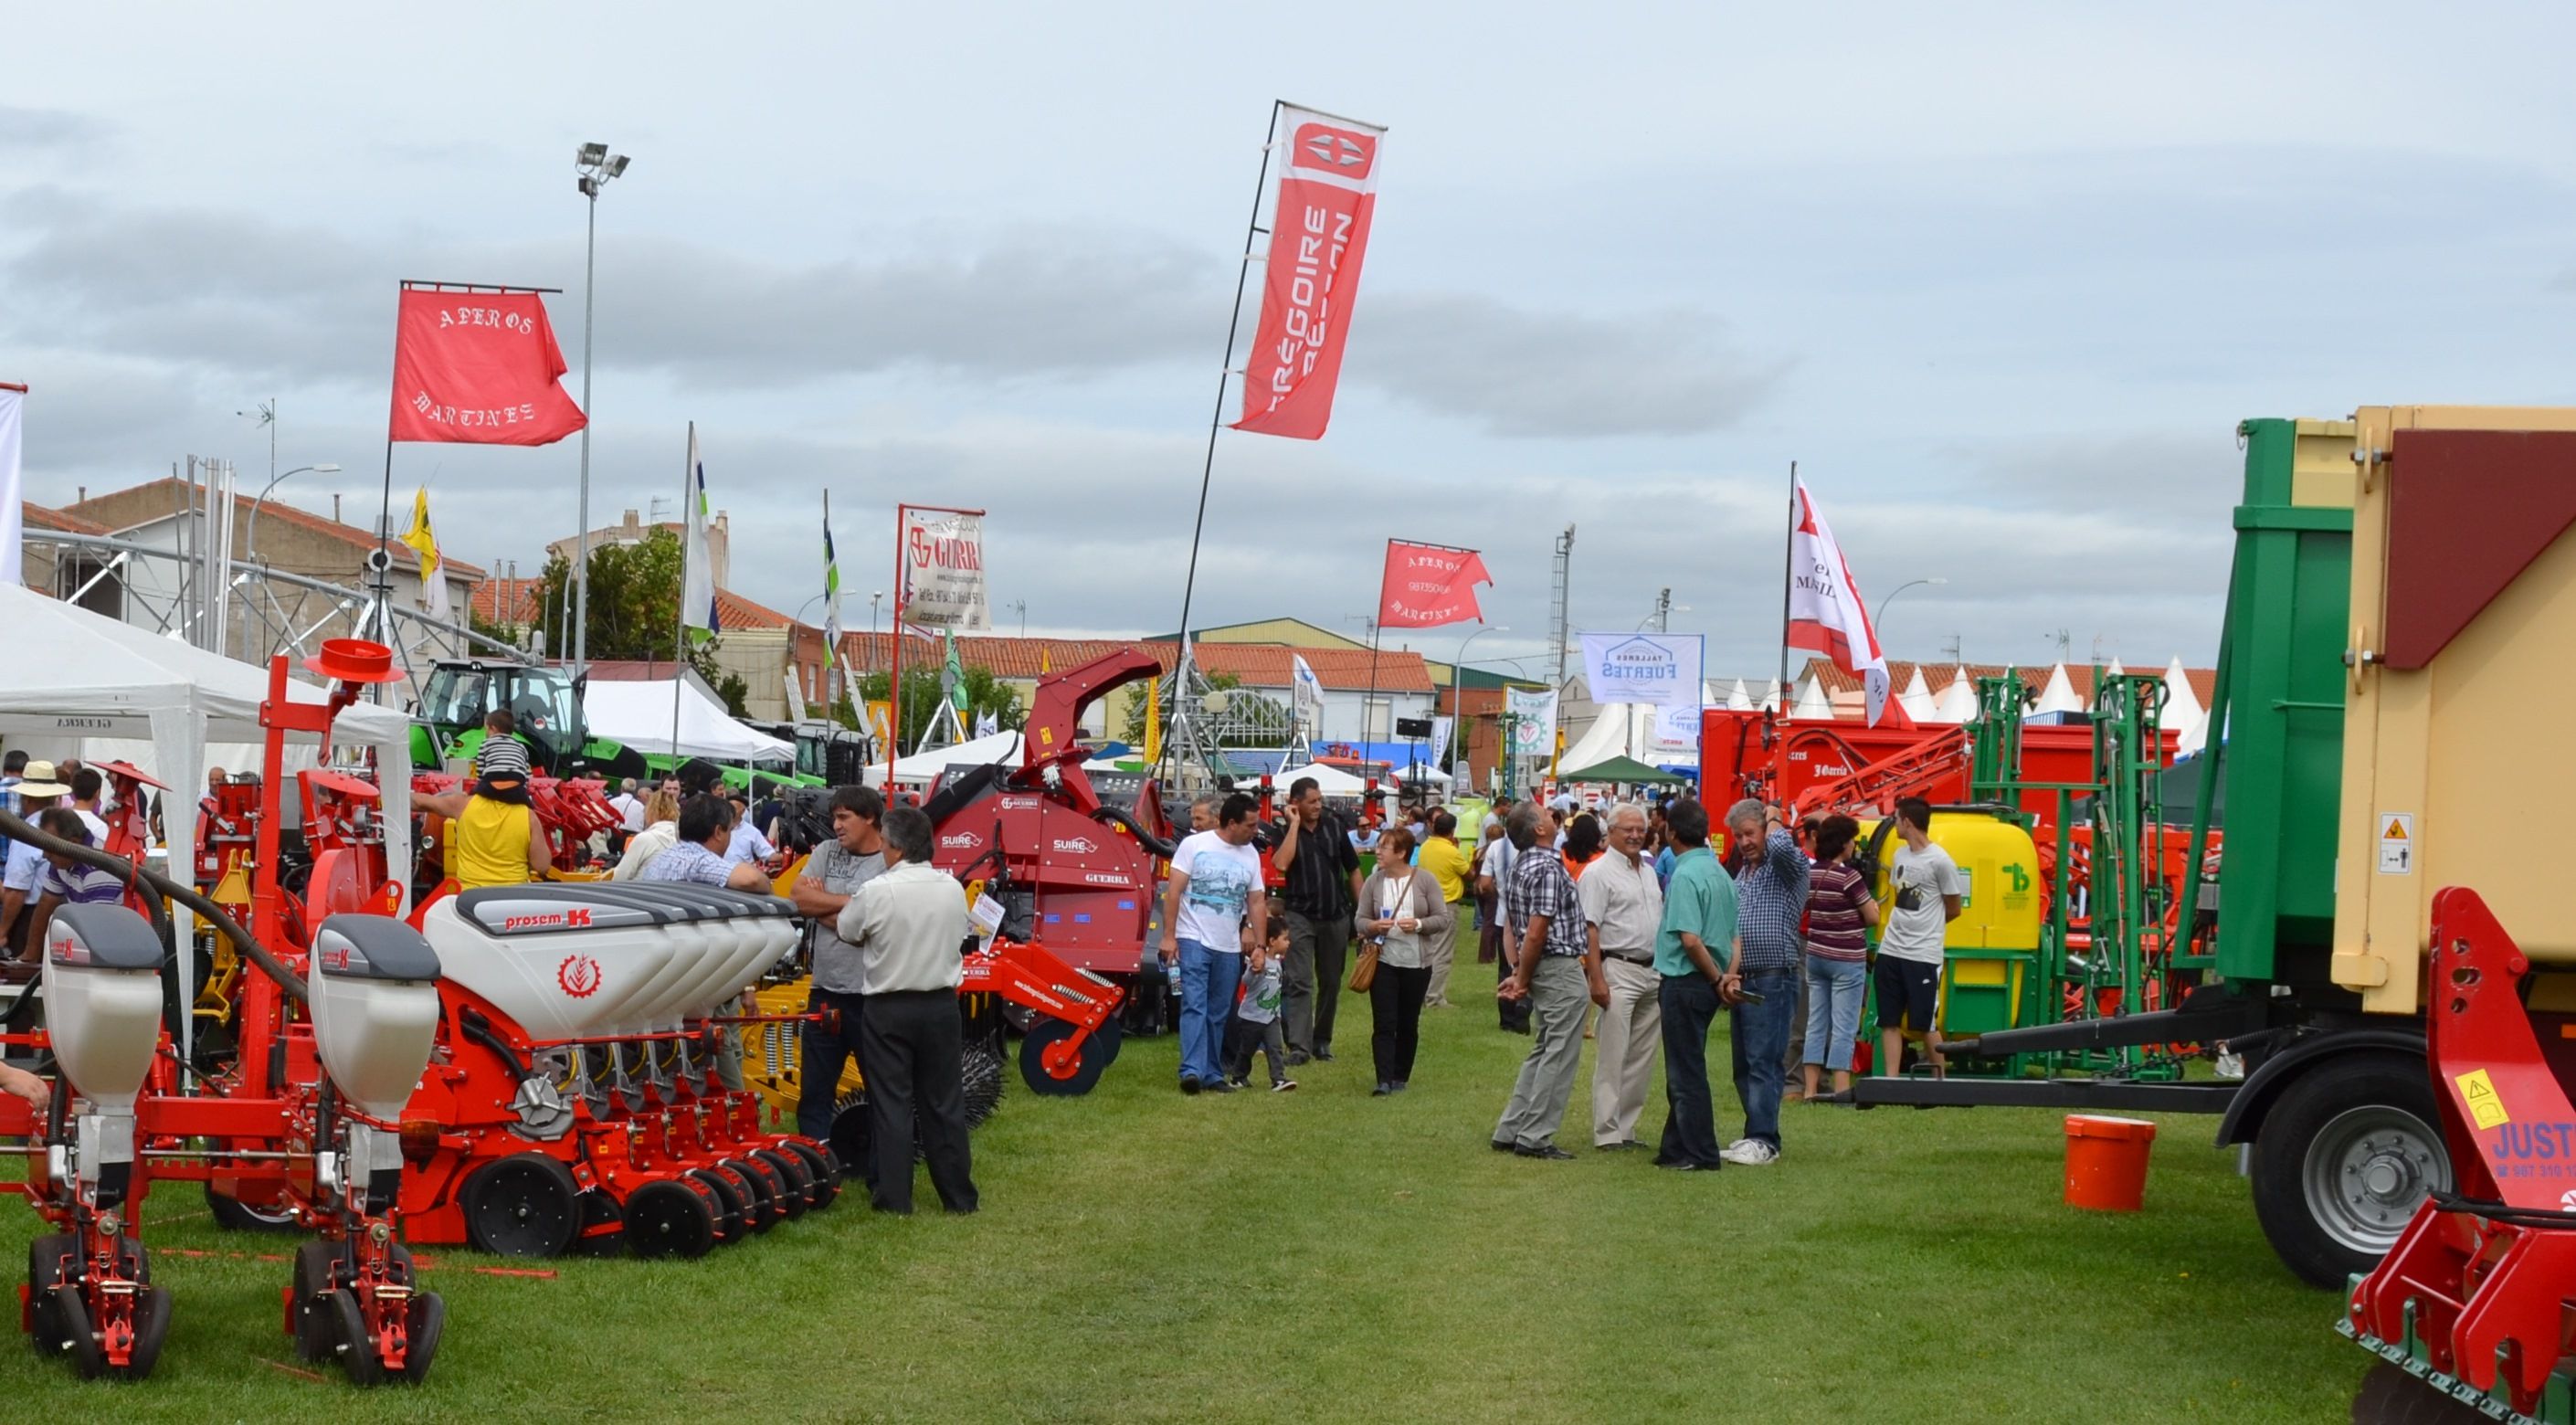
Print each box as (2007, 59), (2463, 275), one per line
(1786, 480), (1891, 725)
(1233, 104), (1387, 441)
(898, 506), (989, 630)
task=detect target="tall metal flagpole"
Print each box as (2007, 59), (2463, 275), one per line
(1162, 100), (1284, 784)
(1361, 537), (1388, 755)
(670, 422), (692, 766)
(887, 503), (909, 790)
(1773, 459), (1799, 739)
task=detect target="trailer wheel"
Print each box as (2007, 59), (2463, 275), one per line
(1019, 1017), (1117, 1096)
(330, 1288), (386, 1387)
(290, 1240), (343, 1361)
(686, 1166), (749, 1243)
(51, 1285), (103, 1378)
(783, 1140), (841, 1209)
(26, 1232), (73, 1353)
(120, 1284), (172, 1381)
(2250, 1052), (2451, 1288)
(206, 1181), (301, 1233)
(403, 1291), (446, 1385)
(459, 1153), (582, 1259)
(621, 1180), (717, 1260)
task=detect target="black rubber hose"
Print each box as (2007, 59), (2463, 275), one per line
(0, 807), (306, 1005)
(0, 808), (172, 953)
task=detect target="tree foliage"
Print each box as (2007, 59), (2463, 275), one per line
(854, 665), (1022, 745)
(536, 527), (723, 682)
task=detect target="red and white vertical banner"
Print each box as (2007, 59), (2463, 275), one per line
(0, 384), (24, 586)
(1785, 480), (1892, 725)
(1233, 104), (1388, 441)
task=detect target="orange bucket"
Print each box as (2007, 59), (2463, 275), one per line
(2063, 1114), (2157, 1211)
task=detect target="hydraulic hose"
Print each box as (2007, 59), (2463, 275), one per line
(0, 807), (306, 1005)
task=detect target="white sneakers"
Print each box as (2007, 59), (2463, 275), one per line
(1720, 1138), (1779, 1166)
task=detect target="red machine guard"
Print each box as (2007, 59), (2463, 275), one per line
(2348, 886), (2576, 1415)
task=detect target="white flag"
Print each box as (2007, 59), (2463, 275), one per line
(0, 385), (22, 586)
(682, 424), (718, 640)
(1290, 653), (1325, 742)
(1785, 480), (1890, 725)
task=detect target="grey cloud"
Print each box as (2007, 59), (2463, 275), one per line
(0, 106), (108, 153)
(1352, 294), (1785, 438)
(1941, 428), (2243, 528)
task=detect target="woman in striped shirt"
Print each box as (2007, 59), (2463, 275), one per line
(1799, 815), (1879, 1100)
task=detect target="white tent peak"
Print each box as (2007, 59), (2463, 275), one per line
(1898, 666), (1937, 723)
(1932, 666), (1978, 723)
(1789, 673), (1835, 721)
(2032, 662), (2085, 717)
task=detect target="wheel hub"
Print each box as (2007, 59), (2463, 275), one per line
(2308, 1107), (2451, 1254)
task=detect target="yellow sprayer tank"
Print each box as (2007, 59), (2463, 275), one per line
(2332, 406), (2576, 1015)
(1864, 814), (2043, 1038)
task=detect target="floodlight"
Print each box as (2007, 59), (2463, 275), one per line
(577, 142), (607, 166)
(606, 154), (629, 178)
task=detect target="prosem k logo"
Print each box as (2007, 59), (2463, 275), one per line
(1294, 121), (1376, 180)
(557, 954), (602, 998)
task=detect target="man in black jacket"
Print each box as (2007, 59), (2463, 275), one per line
(1272, 776), (1362, 1065)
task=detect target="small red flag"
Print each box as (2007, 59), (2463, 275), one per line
(1378, 540), (1492, 629)
(387, 290), (587, 446)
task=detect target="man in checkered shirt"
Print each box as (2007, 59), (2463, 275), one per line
(1721, 799), (1810, 1166)
(1491, 801), (1607, 1159)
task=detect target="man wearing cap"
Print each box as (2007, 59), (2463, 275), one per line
(417, 765), (555, 891)
(0, 761), (71, 957)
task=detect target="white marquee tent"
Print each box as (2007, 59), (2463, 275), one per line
(0, 584), (416, 1058)
(580, 678), (793, 764)
(869, 729), (1025, 786)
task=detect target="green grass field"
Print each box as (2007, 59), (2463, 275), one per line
(0, 993), (2372, 1422)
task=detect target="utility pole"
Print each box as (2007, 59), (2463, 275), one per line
(1549, 523), (1576, 686)
(571, 141), (631, 689)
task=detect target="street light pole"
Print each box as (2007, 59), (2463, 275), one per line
(572, 141), (630, 691)
(1873, 577), (1948, 639)
(245, 463), (343, 564)
(1452, 623), (1507, 782)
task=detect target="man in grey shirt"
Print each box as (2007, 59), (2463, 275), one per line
(787, 785), (887, 1142)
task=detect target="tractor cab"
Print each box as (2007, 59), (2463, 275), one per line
(411, 659), (624, 778)
(791, 721), (872, 785)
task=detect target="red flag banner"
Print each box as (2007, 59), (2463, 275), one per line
(1785, 480), (1893, 725)
(1233, 105), (1387, 441)
(387, 289), (588, 445)
(1378, 540), (1492, 629)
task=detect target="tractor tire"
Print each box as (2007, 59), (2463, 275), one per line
(1019, 1017), (1117, 1096)
(2250, 1052), (2451, 1289)
(459, 1153), (583, 1259)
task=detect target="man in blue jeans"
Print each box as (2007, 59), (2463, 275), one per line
(1721, 798), (1808, 1165)
(1157, 792), (1270, 1095)
(1653, 798), (1738, 1171)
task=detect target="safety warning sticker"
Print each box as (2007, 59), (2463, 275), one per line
(2456, 1068), (2510, 1130)
(2378, 813), (2414, 875)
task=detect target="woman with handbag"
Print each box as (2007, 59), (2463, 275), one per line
(1356, 826), (1452, 1096)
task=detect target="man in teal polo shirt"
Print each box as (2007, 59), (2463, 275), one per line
(1653, 798), (1739, 1171)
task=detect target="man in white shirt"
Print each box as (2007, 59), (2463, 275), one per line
(0, 764), (71, 958)
(834, 805), (977, 1215)
(1876, 797), (1964, 1079)
(1581, 803), (1665, 1150)
(1158, 792), (1270, 1095)
(607, 777), (646, 854)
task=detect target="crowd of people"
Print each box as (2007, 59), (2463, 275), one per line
(1149, 772), (1969, 1175)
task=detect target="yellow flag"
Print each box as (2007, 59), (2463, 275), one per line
(400, 486), (449, 618)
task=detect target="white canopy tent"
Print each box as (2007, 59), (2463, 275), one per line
(1724, 679), (1753, 712)
(580, 678), (792, 764)
(0, 584), (416, 1061)
(1270, 762), (1370, 796)
(2032, 663), (2085, 717)
(1789, 673), (1836, 721)
(1934, 666), (1979, 723)
(868, 729), (1025, 786)
(2162, 657), (2206, 752)
(1898, 666), (1939, 723)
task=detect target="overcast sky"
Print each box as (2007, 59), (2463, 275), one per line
(6, 4), (2572, 684)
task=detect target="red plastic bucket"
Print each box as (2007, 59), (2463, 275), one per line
(2063, 1114), (2157, 1211)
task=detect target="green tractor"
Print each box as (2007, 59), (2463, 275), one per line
(408, 658), (646, 783)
